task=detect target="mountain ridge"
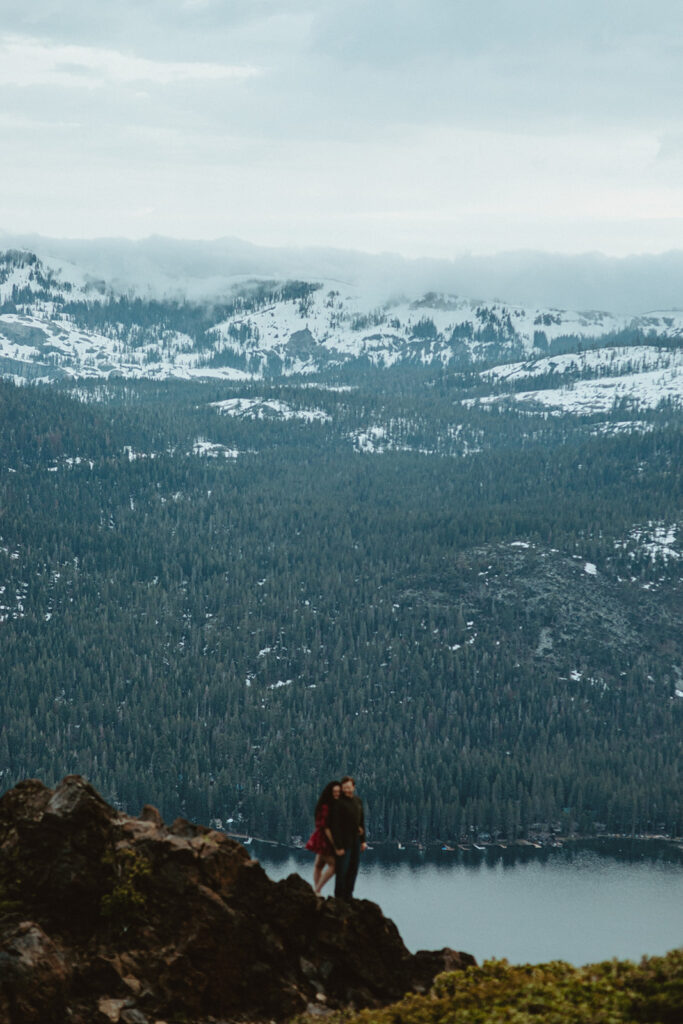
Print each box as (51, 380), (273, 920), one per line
(1, 249), (683, 403)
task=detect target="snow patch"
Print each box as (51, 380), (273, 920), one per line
(211, 397), (330, 422)
(617, 523), (680, 563)
(190, 439), (240, 459)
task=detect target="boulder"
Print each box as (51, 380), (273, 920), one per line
(0, 921), (71, 1024)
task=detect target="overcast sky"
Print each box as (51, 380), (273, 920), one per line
(2, 1), (683, 258)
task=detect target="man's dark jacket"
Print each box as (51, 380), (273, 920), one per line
(330, 794), (365, 849)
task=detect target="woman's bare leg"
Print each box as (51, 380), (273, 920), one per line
(316, 857), (336, 893)
(312, 854), (324, 891)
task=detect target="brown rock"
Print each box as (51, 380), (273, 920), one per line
(0, 920), (71, 1023)
(138, 806), (163, 827)
(0, 775), (475, 1022)
(411, 947), (477, 992)
(97, 997), (128, 1022)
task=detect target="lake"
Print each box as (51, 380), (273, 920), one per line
(252, 841), (683, 966)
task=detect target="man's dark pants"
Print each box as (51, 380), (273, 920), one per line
(334, 837), (360, 900)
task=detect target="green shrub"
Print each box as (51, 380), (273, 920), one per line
(100, 847), (151, 924)
(293, 950), (683, 1024)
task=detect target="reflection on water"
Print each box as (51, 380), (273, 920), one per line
(253, 841), (683, 965)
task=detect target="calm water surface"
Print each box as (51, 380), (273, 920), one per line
(254, 843), (683, 965)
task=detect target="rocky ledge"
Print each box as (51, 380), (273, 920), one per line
(0, 776), (474, 1023)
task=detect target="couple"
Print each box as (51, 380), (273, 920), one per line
(305, 775), (366, 900)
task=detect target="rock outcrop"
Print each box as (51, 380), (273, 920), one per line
(0, 776), (474, 1023)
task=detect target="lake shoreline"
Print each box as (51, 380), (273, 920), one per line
(223, 830), (683, 866)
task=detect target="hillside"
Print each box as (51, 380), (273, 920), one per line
(0, 248), (681, 843)
(1, 249), (683, 394)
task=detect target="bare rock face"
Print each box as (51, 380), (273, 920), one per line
(0, 776), (475, 1023)
(0, 922), (71, 1024)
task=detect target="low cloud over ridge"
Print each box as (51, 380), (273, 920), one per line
(2, 232), (682, 315)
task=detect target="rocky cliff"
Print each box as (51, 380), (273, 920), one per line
(0, 776), (473, 1024)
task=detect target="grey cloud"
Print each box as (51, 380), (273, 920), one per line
(6, 1), (683, 73)
(3, 0), (683, 139)
(312, 1), (683, 66)
(11, 0), (683, 69)
(3, 232), (683, 314)
(0, 1), (315, 60)
(657, 132), (683, 160)
(286, 0), (683, 136)
(2, 1), (683, 255)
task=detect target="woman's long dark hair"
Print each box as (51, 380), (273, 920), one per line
(315, 780), (340, 817)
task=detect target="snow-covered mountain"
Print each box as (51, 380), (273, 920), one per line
(1, 248), (682, 414)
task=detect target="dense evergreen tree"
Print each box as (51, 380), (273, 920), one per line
(0, 375), (680, 842)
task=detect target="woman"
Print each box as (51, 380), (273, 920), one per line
(305, 780), (340, 894)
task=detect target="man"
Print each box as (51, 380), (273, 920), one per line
(329, 775), (366, 900)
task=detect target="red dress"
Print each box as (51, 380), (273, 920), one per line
(305, 803), (333, 855)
